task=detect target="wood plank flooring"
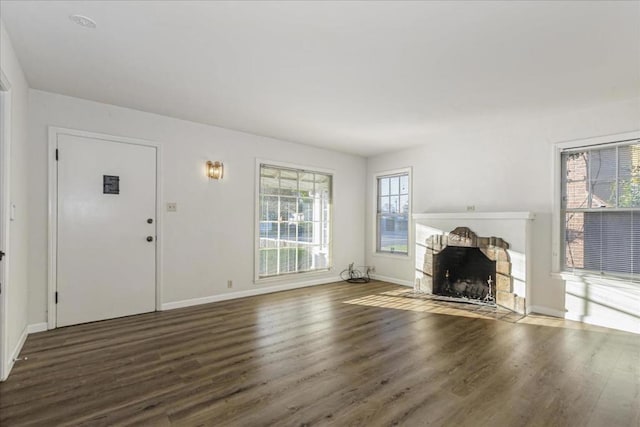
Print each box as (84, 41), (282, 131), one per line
(1, 281), (639, 426)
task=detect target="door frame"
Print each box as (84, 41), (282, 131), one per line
(0, 71), (12, 380)
(47, 127), (163, 329)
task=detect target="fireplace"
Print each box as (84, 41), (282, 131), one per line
(433, 247), (496, 301)
(416, 226), (526, 313)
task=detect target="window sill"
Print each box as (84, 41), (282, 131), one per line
(254, 268), (333, 285)
(552, 271), (640, 288)
(372, 252), (410, 259)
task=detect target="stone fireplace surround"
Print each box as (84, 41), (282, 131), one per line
(421, 226), (524, 312)
(413, 212), (535, 315)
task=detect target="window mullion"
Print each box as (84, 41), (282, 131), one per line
(277, 195), (281, 276)
(258, 164), (332, 279)
(376, 172), (409, 255)
(615, 146), (619, 208)
(296, 172), (301, 272)
(587, 150), (592, 209)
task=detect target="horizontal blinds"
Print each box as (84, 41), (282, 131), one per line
(561, 142), (640, 279)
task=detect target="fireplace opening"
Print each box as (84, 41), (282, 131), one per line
(416, 226), (524, 312)
(433, 247), (496, 301)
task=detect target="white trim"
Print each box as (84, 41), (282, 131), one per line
(551, 130), (640, 275)
(0, 71), (12, 382)
(255, 158), (335, 176)
(47, 129), (56, 329)
(2, 322), (50, 381)
(10, 325), (27, 362)
(551, 271), (640, 288)
(254, 158), (336, 283)
(551, 138), (563, 272)
(5, 325), (27, 380)
(27, 323), (48, 334)
(554, 131), (640, 151)
(254, 269), (333, 286)
(412, 212), (535, 220)
(162, 276), (341, 310)
(370, 274), (413, 287)
(525, 218), (534, 311)
(372, 167), (413, 257)
(154, 145), (164, 312)
(528, 305), (567, 318)
(371, 252), (411, 260)
(47, 127), (163, 329)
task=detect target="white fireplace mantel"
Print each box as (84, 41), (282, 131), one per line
(412, 212), (535, 221)
(412, 211), (535, 313)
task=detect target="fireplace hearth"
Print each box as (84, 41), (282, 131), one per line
(416, 226), (525, 313)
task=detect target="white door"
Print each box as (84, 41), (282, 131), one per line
(57, 134), (157, 327)
(0, 89), (8, 380)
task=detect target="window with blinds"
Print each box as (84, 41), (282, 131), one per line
(561, 140), (640, 279)
(258, 164), (332, 278)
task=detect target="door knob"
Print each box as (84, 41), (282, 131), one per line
(146, 236), (154, 242)
(147, 218), (153, 224)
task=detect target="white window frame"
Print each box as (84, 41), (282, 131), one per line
(372, 167), (412, 258)
(552, 130), (640, 282)
(254, 159), (334, 283)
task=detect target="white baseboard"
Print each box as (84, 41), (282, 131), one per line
(5, 324), (28, 380)
(2, 323), (48, 381)
(371, 274), (414, 287)
(27, 323), (48, 334)
(162, 276), (342, 311)
(528, 305), (566, 318)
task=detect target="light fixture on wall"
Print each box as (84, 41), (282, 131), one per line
(206, 160), (224, 180)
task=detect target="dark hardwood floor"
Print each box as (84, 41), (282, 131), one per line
(1, 281), (639, 426)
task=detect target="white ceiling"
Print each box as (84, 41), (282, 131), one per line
(1, 1), (639, 157)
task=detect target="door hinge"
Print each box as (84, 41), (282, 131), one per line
(55, 291), (58, 304)
(55, 149), (59, 161)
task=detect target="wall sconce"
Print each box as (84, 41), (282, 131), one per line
(206, 161), (224, 180)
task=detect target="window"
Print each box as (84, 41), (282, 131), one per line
(376, 171), (410, 254)
(258, 164), (332, 278)
(561, 140), (640, 280)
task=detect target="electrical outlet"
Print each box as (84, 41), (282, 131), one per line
(227, 280), (233, 288)
(369, 265), (376, 273)
(167, 202), (177, 212)
(466, 205), (476, 212)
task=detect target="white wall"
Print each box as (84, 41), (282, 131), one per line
(0, 20), (30, 377)
(14, 49), (640, 334)
(28, 90), (366, 324)
(366, 98), (640, 329)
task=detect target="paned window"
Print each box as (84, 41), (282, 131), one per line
(377, 172), (410, 254)
(258, 164), (332, 278)
(561, 141), (640, 279)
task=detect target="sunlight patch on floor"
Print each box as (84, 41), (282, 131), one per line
(516, 314), (635, 334)
(344, 288), (636, 334)
(342, 294), (501, 320)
